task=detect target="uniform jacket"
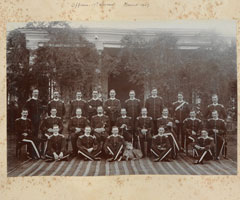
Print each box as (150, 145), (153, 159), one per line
(206, 118), (226, 136)
(157, 116), (176, 132)
(104, 98), (121, 122)
(87, 98), (103, 118)
(91, 114), (110, 133)
(172, 101), (190, 123)
(47, 99), (65, 118)
(145, 96), (164, 120)
(40, 116), (63, 135)
(124, 98), (141, 121)
(205, 103), (227, 119)
(135, 116), (154, 134)
(152, 134), (171, 148)
(77, 134), (98, 150)
(24, 98), (43, 124)
(183, 118), (202, 136)
(47, 134), (66, 154)
(194, 136), (214, 150)
(15, 118), (33, 140)
(68, 116), (89, 133)
(69, 99), (88, 117)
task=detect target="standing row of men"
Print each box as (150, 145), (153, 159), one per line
(17, 87), (227, 163)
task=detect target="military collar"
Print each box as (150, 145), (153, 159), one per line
(112, 134), (119, 137)
(32, 96), (38, 100)
(151, 95), (157, 98)
(162, 115), (168, 119)
(121, 115), (127, 118)
(53, 133), (59, 136)
(129, 97), (136, 100)
(190, 117), (196, 120)
(76, 98), (82, 101)
(53, 98), (59, 101)
(142, 115), (147, 118)
(110, 97), (116, 100)
(92, 97), (98, 101)
(178, 100), (184, 103)
(98, 114), (103, 117)
(157, 134), (164, 137)
(84, 134), (91, 137)
(212, 103), (219, 106)
(76, 115), (82, 118)
(213, 118), (219, 120)
(50, 115), (57, 118)
(21, 117), (27, 120)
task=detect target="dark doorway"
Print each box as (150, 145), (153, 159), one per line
(108, 70), (144, 105)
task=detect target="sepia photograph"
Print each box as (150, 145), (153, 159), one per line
(7, 20), (237, 176)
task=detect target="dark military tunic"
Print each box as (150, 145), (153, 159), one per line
(69, 99), (88, 117)
(157, 116), (175, 132)
(135, 116), (153, 139)
(193, 136), (214, 163)
(116, 116), (133, 142)
(124, 98), (141, 122)
(91, 114), (111, 142)
(46, 134), (69, 159)
(68, 116), (90, 154)
(24, 98), (43, 137)
(77, 134), (101, 160)
(206, 118), (226, 158)
(104, 135), (125, 159)
(104, 98), (121, 125)
(47, 99), (66, 118)
(172, 100), (190, 148)
(40, 116), (63, 137)
(15, 117), (40, 158)
(151, 134), (172, 161)
(205, 103), (227, 119)
(87, 98), (103, 119)
(183, 117), (202, 142)
(145, 96), (164, 120)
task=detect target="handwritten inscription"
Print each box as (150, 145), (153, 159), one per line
(71, 2), (150, 8)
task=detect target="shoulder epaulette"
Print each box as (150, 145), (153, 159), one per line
(56, 116), (61, 119)
(148, 117), (153, 120)
(153, 135), (157, 139)
(15, 118), (21, 121)
(172, 101), (178, 105)
(136, 116), (140, 120)
(26, 98), (32, 102)
(59, 134), (65, 138)
(207, 118), (213, 121)
(196, 118), (201, 122)
(183, 118), (189, 123)
(136, 98), (140, 102)
(118, 135), (123, 138)
(127, 116), (132, 119)
(107, 135), (113, 139)
(45, 116), (50, 119)
(219, 118), (225, 122)
(219, 104), (224, 108)
(90, 135), (96, 139)
(208, 136), (214, 140)
(70, 116), (75, 120)
(48, 100), (52, 104)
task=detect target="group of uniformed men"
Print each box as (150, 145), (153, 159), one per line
(15, 87), (228, 164)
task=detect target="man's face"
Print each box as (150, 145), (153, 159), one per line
(21, 110), (28, 118)
(97, 107), (103, 114)
(178, 94), (183, 101)
(53, 92), (59, 99)
(158, 127), (165, 135)
(76, 109), (82, 116)
(190, 111), (196, 118)
(51, 109), (57, 116)
(112, 127), (119, 135)
(129, 91), (135, 99)
(162, 109), (168, 116)
(212, 96), (218, 104)
(212, 111), (218, 119)
(110, 90), (116, 98)
(121, 109), (127, 116)
(32, 90), (39, 98)
(76, 92), (82, 99)
(92, 91), (98, 98)
(201, 130), (208, 138)
(85, 127), (91, 135)
(151, 89), (157, 96)
(141, 108), (147, 116)
(53, 125), (60, 133)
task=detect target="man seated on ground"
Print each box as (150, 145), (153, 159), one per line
(104, 126), (125, 162)
(157, 107), (179, 159)
(116, 108), (133, 142)
(77, 126), (101, 161)
(68, 108), (89, 156)
(183, 109), (202, 155)
(193, 129), (214, 164)
(150, 127), (172, 162)
(45, 124), (69, 162)
(15, 109), (41, 159)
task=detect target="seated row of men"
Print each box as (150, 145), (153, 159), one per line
(15, 103), (226, 164)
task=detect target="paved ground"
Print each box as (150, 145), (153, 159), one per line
(7, 131), (237, 176)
